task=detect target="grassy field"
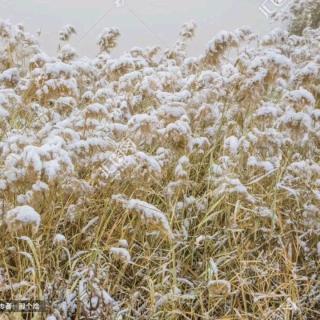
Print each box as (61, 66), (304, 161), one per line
(0, 15), (319, 320)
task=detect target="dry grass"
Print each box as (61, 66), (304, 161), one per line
(0, 19), (319, 320)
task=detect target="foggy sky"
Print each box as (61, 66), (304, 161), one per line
(0, 0), (274, 57)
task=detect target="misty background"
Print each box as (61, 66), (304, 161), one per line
(0, 0), (275, 57)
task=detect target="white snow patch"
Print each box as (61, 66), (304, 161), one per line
(5, 206), (41, 233)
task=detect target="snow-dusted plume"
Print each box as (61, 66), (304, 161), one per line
(0, 12), (319, 319)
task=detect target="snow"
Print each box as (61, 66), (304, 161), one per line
(5, 206), (41, 232)
(156, 105), (186, 120)
(118, 239), (128, 248)
(43, 160), (61, 180)
(135, 151), (161, 174)
(0, 105), (9, 118)
(0, 17), (319, 318)
(280, 110), (312, 129)
(210, 164), (223, 176)
(112, 195), (172, 238)
(208, 258), (218, 277)
(0, 68), (19, 83)
(207, 30), (238, 55)
(175, 156), (189, 179)
(248, 156), (275, 172)
(295, 62), (319, 78)
(22, 146), (43, 172)
(110, 247), (131, 263)
(128, 113), (158, 130)
(102, 290), (116, 305)
(256, 206), (275, 218)
(53, 233), (67, 245)
(32, 181), (49, 192)
(127, 199), (171, 233)
(286, 89), (315, 106)
(255, 103), (281, 118)
(224, 136), (240, 155)
(84, 103), (109, 116)
(44, 62), (74, 78)
(59, 24), (76, 41)
(265, 51), (292, 67)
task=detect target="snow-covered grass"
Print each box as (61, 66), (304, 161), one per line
(0, 16), (319, 319)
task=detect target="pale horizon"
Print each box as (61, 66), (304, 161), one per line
(1, 0), (274, 57)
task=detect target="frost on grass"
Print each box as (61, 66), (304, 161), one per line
(4, 205), (40, 233)
(110, 247), (131, 263)
(53, 233), (67, 245)
(0, 6), (320, 319)
(112, 194), (173, 239)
